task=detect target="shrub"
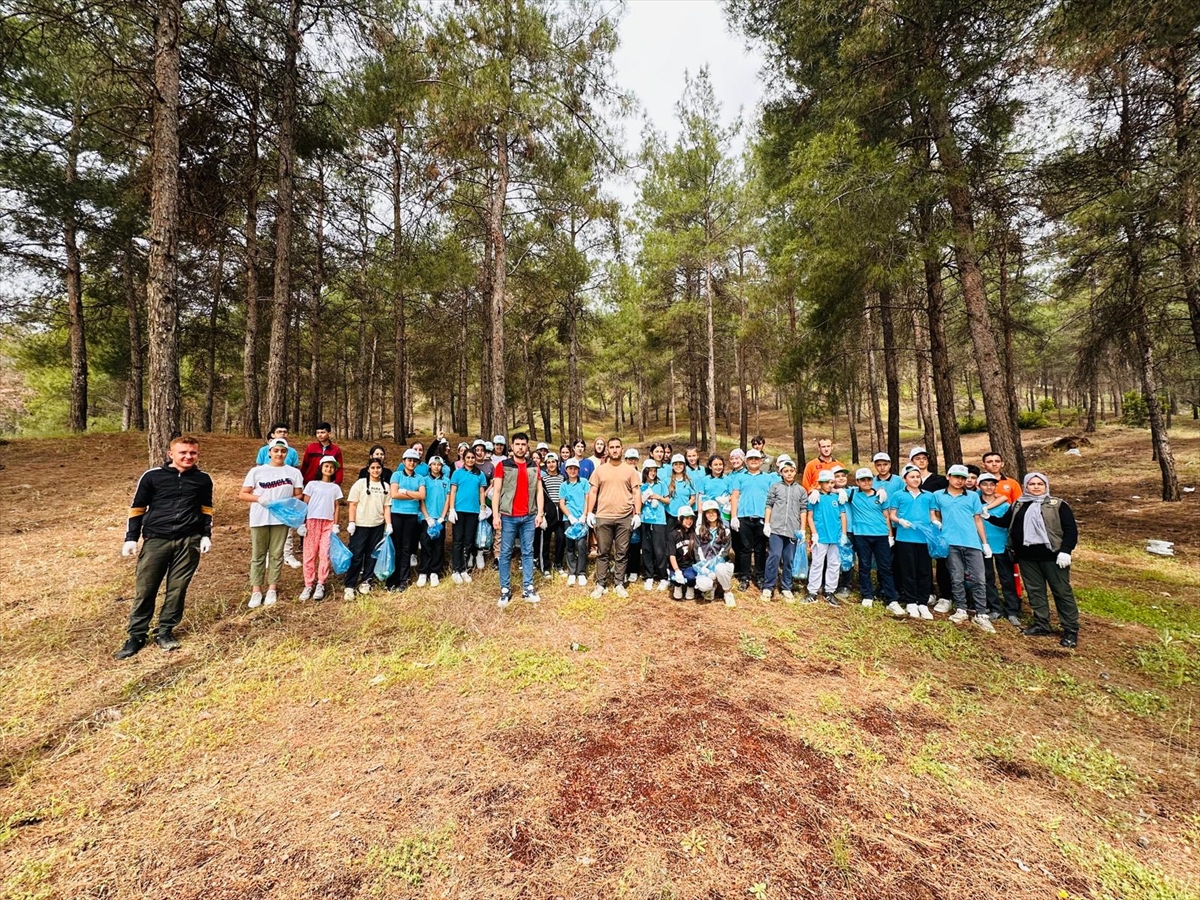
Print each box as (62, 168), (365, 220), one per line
(1121, 391), (1148, 427)
(1018, 410), (1050, 429)
(957, 415), (988, 434)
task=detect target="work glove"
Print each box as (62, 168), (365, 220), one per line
(897, 518), (913, 529)
(982, 543), (993, 559)
(297, 524), (307, 537)
(384, 523), (394, 536)
(200, 537), (212, 554)
(876, 488), (887, 504)
(1056, 552), (1071, 569)
(730, 516), (740, 532)
(836, 489), (848, 503)
(887, 534), (895, 547)
(673, 570), (685, 584)
(762, 521), (772, 538)
(425, 516), (435, 528)
(631, 514), (641, 530)
(980, 508), (991, 519)
(586, 513), (597, 528)
(934, 520), (943, 530)
(121, 540), (138, 557)
(447, 508), (458, 524)
(332, 524), (340, 535)
(347, 522), (356, 535)
(796, 530), (805, 542)
(256, 494), (271, 506)
(808, 490), (821, 505)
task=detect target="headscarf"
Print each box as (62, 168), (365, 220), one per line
(1022, 472), (1052, 547)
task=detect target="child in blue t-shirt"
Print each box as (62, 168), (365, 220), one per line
(890, 465), (935, 619)
(931, 465), (993, 632)
(848, 468), (899, 611)
(805, 470), (846, 605)
(447, 451), (488, 582)
(417, 457), (450, 586)
(558, 460), (592, 585)
(640, 461), (669, 589)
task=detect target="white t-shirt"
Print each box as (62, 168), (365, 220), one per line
(303, 480), (343, 521)
(347, 478), (389, 527)
(244, 464), (304, 527)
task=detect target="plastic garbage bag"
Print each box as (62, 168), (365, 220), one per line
(911, 521), (949, 559)
(262, 497), (308, 528)
(426, 521), (443, 540)
(792, 536), (809, 580)
(372, 537), (395, 581)
(565, 521), (587, 541)
(328, 532), (352, 575)
(476, 517), (494, 550)
(838, 534), (855, 572)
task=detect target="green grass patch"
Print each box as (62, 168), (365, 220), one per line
(496, 649), (578, 689)
(1077, 587), (1200, 633)
(738, 632), (768, 660)
(557, 593), (614, 623)
(1030, 738), (1135, 796)
(796, 719), (885, 765)
(1132, 631), (1200, 688)
(1108, 686), (1169, 717)
(366, 824), (454, 887)
(1056, 839), (1200, 900)
(1, 852), (59, 900)
(907, 736), (953, 784)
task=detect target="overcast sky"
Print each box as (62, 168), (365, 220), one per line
(609, 0), (766, 205)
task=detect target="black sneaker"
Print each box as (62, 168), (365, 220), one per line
(155, 630), (181, 652)
(802, 594), (818, 604)
(498, 589), (512, 609)
(113, 637), (145, 660)
(1022, 624), (1057, 637)
(1060, 632), (1078, 649)
(826, 595), (841, 607)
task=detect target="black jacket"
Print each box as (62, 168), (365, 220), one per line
(999, 499), (1078, 562)
(125, 465), (214, 541)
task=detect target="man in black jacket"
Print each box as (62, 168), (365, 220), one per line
(116, 435), (214, 659)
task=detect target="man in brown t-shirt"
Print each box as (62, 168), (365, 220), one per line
(585, 436), (642, 598)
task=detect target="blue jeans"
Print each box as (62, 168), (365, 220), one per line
(945, 545), (987, 613)
(763, 533), (796, 591)
(852, 534), (897, 602)
(499, 514), (536, 593)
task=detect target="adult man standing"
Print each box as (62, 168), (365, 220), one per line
(801, 438), (842, 491)
(492, 433), (545, 608)
(981, 451), (1022, 503)
(116, 435), (213, 659)
(910, 446), (948, 492)
(585, 436), (642, 599)
(300, 422), (344, 485)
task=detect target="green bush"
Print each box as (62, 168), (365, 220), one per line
(1121, 391), (1148, 427)
(957, 415), (988, 434)
(1037, 397), (1057, 413)
(1018, 410), (1050, 429)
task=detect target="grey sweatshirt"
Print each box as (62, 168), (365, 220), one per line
(765, 480), (808, 535)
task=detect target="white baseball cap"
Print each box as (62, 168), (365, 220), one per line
(746, 449), (764, 459)
(624, 448), (640, 459)
(855, 467), (873, 480)
(817, 469), (835, 483)
(947, 464), (969, 477)
(701, 500), (719, 512)
(402, 449), (421, 461)
(909, 446), (928, 460)
(536, 442), (549, 451)
(677, 505), (695, 517)
(873, 452), (891, 463)
(493, 434), (507, 445)
(779, 459), (796, 470)
(978, 472), (999, 483)
(670, 453), (686, 464)
(318, 455), (339, 469)
(565, 459), (580, 469)
(642, 459), (659, 469)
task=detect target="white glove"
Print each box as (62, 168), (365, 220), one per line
(876, 488), (887, 503)
(762, 521), (772, 537)
(837, 489), (848, 503)
(297, 524), (307, 537)
(385, 523), (393, 535)
(425, 516), (435, 528)
(1056, 552), (1071, 569)
(347, 522), (356, 535)
(586, 513), (596, 528)
(897, 518), (912, 529)
(797, 530), (806, 542)
(730, 516), (740, 531)
(808, 490), (821, 505)
(673, 570), (685, 584)
(121, 540), (138, 557)
(888, 534), (895, 547)
(447, 508), (458, 524)
(632, 514), (641, 530)
(332, 524), (340, 535)
(200, 537), (212, 553)
(980, 508), (991, 519)
(256, 494), (271, 505)
(934, 520), (943, 530)
(982, 543), (993, 559)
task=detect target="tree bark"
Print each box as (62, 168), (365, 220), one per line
(308, 159), (325, 430)
(145, 0), (182, 465)
(489, 130), (509, 436)
(122, 244), (145, 431)
(203, 237), (224, 432)
(879, 283), (901, 465)
(457, 289), (469, 434)
(241, 81), (261, 436)
(864, 299), (884, 455)
(390, 128), (408, 443)
(1170, 51), (1200, 358)
(924, 252), (960, 469)
(996, 234), (1026, 473)
(65, 100), (87, 432)
(910, 301), (937, 468)
(265, 0), (301, 427)
(704, 254), (718, 455)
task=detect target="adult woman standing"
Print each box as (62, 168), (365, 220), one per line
(1005, 472), (1079, 648)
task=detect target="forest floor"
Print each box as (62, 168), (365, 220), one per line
(2, 424), (1200, 900)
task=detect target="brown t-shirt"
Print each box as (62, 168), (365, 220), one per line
(589, 461), (640, 518)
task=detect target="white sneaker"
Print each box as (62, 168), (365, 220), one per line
(861, 597), (874, 608)
(264, 589), (278, 606)
(476, 551), (485, 570)
(359, 582), (371, 595)
(886, 601), (906, 617)
(430, 574), (439, 587)
(614, 585), (629, 598)
(313, 584), (325, 601)
(249, 591), (263, 609)
(657, 580), (669, 592)
(590, 586), (605, 599)
(298, 585), (314, 601)
(416, 574), (427, 587)
(761, 589), (772, 602)
(410, 554), (418, 567)
(451, 572), (463, 584)
(929, 593), (938, 605)
(918, 604), (934, 620)
(685, 587), (695, 600)
(498, 590), (511, 609)
(522, 589), (540, 604)
(782, 590), (795, 603)
(462, 572), (473, 583)
(578, 575), (587, 586)
(284, 555), (302, 569)
(644, 579), (654, 591)
(627, 573), (638, 584)
(566, 574), (576, 586)
(343, 587), (355, 601)
(934, 598), (952, 614)
(725, 593), (737, 607)
(905, 603), (920, 618)
(949, 608), (969, 624)
(973, 613), (996, 633)
(673, 586), (683, 600)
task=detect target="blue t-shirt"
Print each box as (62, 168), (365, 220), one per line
(577, 458), (595, 480)
(982, 499), (1010, 552)
(640, 480), (667, 525)
(686, 465), (706, 484)
(734, 470), (779, 518)
(893, 489), (935, 544)
(559, 479), (590, 520)
(933, 489), (984, 550)
(256, 444), (299, 467)
(423, 473), (450, 519)
(449, 468), (487, 514)
(810, 491), (845, 543)
(390, 470), (424, 515)
(665, 476), (697, 517)
(873, 473), (904, 496)
(848, 487), (893, 537)
(415, 462), (430, 478)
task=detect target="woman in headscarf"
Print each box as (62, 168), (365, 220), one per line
(1001, 472), (1079, 648)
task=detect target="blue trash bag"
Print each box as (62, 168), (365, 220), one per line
(630, 526), (641, 545)
(372, 537), (395, 581)
(328, 532), (352, 575)
(565, 521), (587, 541)
(476, 517), (494, 550)
(262, 497), (308, 528)
(912, 521), (950, 559)
(426, 521), (443, 540)
(792, 535), (809, 580)
(838, 534), (855, 572)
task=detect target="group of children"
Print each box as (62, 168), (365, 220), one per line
(239, 427), (1081, 648)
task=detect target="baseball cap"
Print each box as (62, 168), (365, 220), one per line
(402, 449), (421, 460)
(545, 452), (559, 462)
(493, 434), (507, 445)
(536, 442), (548, 451)
(872, 452), (891, 463)
(834, 465), (850, 475)
(977, 472), (999, 483)
(565, 459), (580, 469)
(855, 467), (873, 480)
(902, 464), (920, 475)
(318, 454), (339, 468)
(472, 438), (486, 447)
(642, 459), (659, 469)
(268, 438), (289, 449)
(670, 453), (686, 464)
(779, 459), (796, 470)
(624, 448), (640, 459)
(701, 500), (719, 512)
(947, 464), (969, 477)
(746, 449), (763, 459)
(909, 446), (928, 460)
(429, 455), (445, 465)
(484, 441), (494, 452)
(677, 505), (695, 517)
(817, 470), (835, 483)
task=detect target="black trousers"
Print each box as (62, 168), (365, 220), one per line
(985, 550), (1021, 616)
(387, 513), (419, 588)
(642, 523), (669, 580)
(129, 535), (201, 640)
(419, 522), (446, 575)
(451, 512), (478, 573)
(346, 523), (385, 589)
(534, 519), (565, 572)
(893, 540), (933, 606)
(735, 517), (766, 585)
(1019, 557), (1079, 632)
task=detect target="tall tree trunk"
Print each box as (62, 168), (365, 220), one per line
(1170, 51), (1200, 358)
(265, 0), (301, 427)
(704, 255), (718, 455)
(145, 0), (181, 465)
(910, 301), (937, 470)
(996, 235), (1026, 473)
(879, 283), (901, 465)
(241, 82), (261, 436)
(122, 244), (145, 431)
(489, 130), (509, 435)
(391, 128), (407, 443)
(203, 237), (224, 432)
(928, 93), (1021, 471)
(567, 288), (582, 440)
(457, 289), (469, 435)
(864, 299), (884, 455)
(65, 100), (87, 432)
(668, 359), (676, 435)
(309, 158), (325, 430)
(844, 384), (859, 464)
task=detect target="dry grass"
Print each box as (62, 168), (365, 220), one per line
(1, 426), (1199, 899)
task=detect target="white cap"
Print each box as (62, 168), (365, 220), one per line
(624, 448), (640, 459)
(545, 452), (559, 462)
(779, 458), (797, 470)
(493, 434), (507, 445)
(677, 505), (695, 517)
(855, 467), (873, 480)
(817, 469), (835, 483)
(484, 441), (494, 451)
(701, 499), (719, 512)
(642, 459), (659, 469)
(746, 449), (763, 459)
(565, 458), (580, 468)
(872, 452), (891, 463)
(536, 442), (548, 450)
(670, 453), (686, 464)
(776, 453), (793, 464)
(429, 456), (445, 466)
(473, 437), (486, 446)
(947, 464), (969, 477)
(402, 449), (421, 461)
(978, 472), (999, 482)
(268, 438), (289, 449)
(909, 446), (928, 460)
(902, 464), (920, 475)
(318, 455), (339, 469)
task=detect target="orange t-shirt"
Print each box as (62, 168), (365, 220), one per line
(801, 458), (842, 491)
(994, 476), (1022, 504)
(588, 461), (641, 518)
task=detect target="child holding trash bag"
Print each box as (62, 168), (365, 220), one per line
(417, 456), (450, 586)
(668, 505), (699, 600)
(297, 455), (343, 602)
(344, 459), (393, 600)
(239, 438), (305, 609)
(889, 464), (936, 620)
(694, 501), (737, 606)
(805, 469), (847, 606)
(761, 459), (807, 603)
(559, 458), (592, 586)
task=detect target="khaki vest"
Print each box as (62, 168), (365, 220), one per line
(1010, 497), (1064, 552)
(498, 460), (538, 516)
